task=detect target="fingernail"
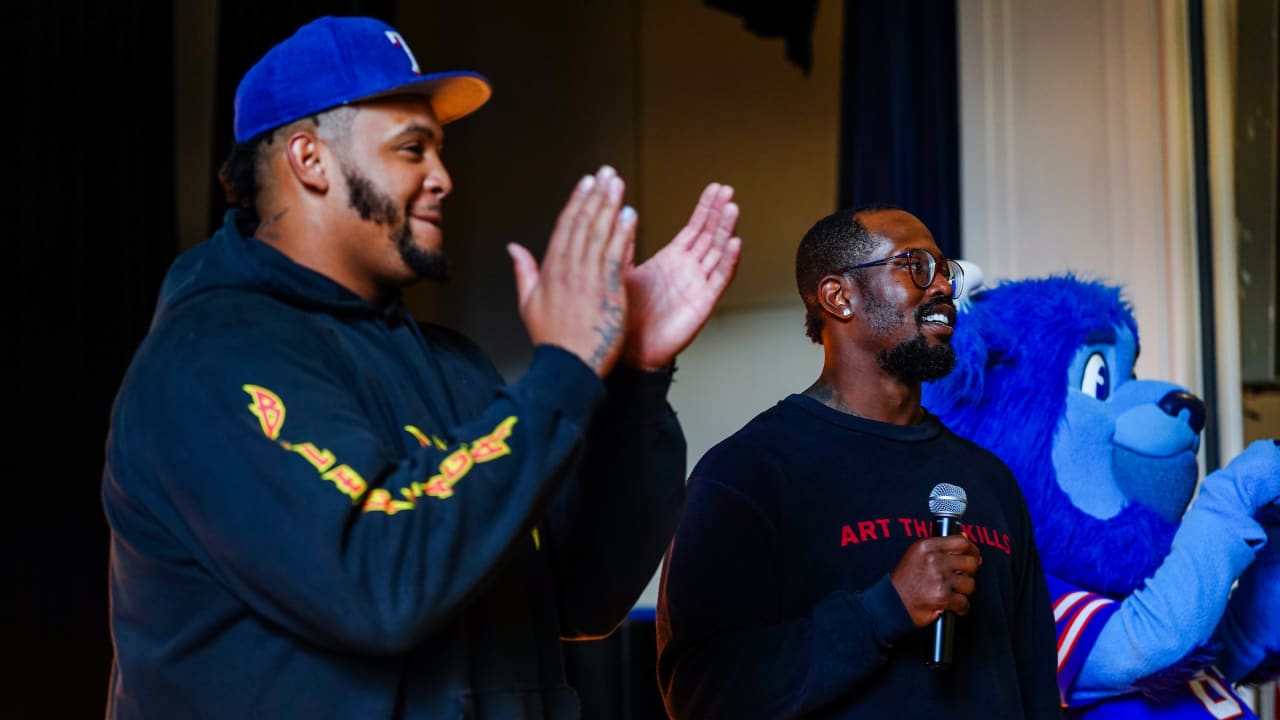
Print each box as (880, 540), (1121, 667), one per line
(609, 176), (624, 202)
(620, 206), (636, 226)
(579, 175), (595, 191)
(598, 165), (616, 181)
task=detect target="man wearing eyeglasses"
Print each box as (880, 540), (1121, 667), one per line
(656, 206), (1061, 719)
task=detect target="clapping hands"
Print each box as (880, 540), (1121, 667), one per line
(622, 182), (741, 370)
(509, 167), (741, 376)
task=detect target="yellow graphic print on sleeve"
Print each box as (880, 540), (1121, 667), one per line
(243, 384), (286, 440)
(242, 385), (518, 514)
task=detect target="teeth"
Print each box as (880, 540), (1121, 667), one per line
(923, 313), (951, 326)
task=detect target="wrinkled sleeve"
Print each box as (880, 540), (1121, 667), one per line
(104, 311), (603, 656)
(546, 364), (687, 639)
(656, 474), (916, 719)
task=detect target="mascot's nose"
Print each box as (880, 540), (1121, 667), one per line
(1113, 384), (1203, 456)
(1158, 391), (1205, 433)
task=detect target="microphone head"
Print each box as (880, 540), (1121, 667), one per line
(929, 483), (968, 519)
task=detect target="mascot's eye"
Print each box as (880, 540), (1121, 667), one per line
(1081, 352), (1110, 400)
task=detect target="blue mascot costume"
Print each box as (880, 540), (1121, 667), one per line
(922, 274), (1280, 719)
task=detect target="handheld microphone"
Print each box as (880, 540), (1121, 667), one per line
(926, 482), (968, 668)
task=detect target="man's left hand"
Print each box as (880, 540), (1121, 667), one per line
(621, 183), (742, 370)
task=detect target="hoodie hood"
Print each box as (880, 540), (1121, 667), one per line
(154, 209), (385, 327)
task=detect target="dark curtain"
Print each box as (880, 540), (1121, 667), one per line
(704, 0), (962, 256)
(16, 2), (177, 716)
(838, 0), (961, 259)
(565, 615), (667, 720)
(705, 0), (822, 74)
(13, 2), (394, 716)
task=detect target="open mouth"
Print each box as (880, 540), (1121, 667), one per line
(919, 303), (956, 328)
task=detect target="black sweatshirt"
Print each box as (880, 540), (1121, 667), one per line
(103, 210), (686, 719)
(657, 394), (1061, 719)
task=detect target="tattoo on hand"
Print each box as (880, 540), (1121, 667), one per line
(607, 260), (622, 295)
(589, 295), (624, 369)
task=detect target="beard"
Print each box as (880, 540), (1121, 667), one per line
(860, 281), (956, 382)
(345, 166), (448, 283)
(877, 334), (956, 383)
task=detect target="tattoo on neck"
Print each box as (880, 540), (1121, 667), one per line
(256, 208), (289, 241)
(804, 381), (862, 417)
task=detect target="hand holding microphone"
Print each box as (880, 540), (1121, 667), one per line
(927, 483), (968, 668)
(888, 483), (978, 669)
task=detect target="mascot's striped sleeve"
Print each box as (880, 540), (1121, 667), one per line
(1049, 576), (1257, 720)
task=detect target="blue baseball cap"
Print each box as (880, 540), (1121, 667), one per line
(233, 16), (492, 143)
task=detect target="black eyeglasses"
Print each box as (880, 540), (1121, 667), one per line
(840, 249), (964, 299)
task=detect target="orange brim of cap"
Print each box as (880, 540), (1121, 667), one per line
(365, 70), (492, 125)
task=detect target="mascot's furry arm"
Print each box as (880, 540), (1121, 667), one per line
(924, 275), (1280, 708)
(1072, 440), (1278, 702)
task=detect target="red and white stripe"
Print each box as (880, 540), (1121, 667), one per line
(1053, 591), (1091, 623)
(1056, 596), (1114, 672)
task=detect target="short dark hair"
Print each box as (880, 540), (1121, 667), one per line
(795, 204), (899, 343)
(217, 106), (357, 214)
(218, 134), (268, 212)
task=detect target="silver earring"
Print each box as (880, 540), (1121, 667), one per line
(842, 308), (851, 317)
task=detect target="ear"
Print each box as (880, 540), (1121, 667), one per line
(284, 132), (329, 193)
(817, 274), (856, 320)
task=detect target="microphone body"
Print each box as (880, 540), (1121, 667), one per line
(926, 483), (968, 669)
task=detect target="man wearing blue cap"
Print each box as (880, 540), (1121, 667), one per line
(102, 16), (741, 718)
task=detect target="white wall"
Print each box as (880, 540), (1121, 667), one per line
(957, 0), (1249, 466)
(958, 0), (1202, 392)
(637, 0), (844, 309)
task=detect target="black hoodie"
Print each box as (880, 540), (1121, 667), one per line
(103, 210), (686, 718)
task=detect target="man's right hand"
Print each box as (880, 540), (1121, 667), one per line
(509, 165), (636, 377)
(889, 535), (982, 627)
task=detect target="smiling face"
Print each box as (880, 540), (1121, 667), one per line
(325, 95), (453, 291)
(850, 210), (958, 382)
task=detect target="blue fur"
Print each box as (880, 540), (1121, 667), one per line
(923, 274), (1174, 593)
(920, 273), (1257, 703)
